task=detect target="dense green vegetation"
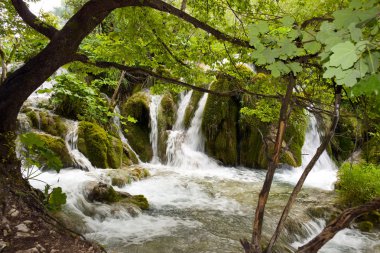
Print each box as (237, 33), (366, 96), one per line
(0, 0), (379, 252)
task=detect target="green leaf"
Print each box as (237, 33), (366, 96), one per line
(329, 41), (359, 70)
(47, 187), (67, 212)
(287, 62), (302, 75)
(304, 41), (321, 54)
(348, 23), (362, 42)
(366, 52), (380, 73)
(281, 16), (295, 27)
(336, 69), (360, 87)
(351, 74), (380, 96)
(323, 66), (344, 79)
(333, 9), (359, 29)
(257, 21), (269, 34)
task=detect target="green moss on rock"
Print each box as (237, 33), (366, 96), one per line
(183, 90), (203, 129)
(157, 92), (177, 162)
(121, 92), (152, 162)
(26, 110), (67, 138)
(202, 74), (240, 166)
(78, 121), (123, 168)
(282, 110), (307, 167)
(331, 116), (361, 162)
(34, 133), (72, 168)
(357, 221), (373, 232)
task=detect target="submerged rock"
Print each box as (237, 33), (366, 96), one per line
(85, 182), (149, 210)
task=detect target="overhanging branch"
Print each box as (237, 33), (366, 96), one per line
(73, 53), (280, 99)
(11, 0), (58, 39)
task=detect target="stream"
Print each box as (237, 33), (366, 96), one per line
(24, 88), (380, 253)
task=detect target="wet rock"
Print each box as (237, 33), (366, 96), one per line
(86, 182), (120, 203)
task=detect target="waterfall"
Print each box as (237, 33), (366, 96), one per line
(184, 93), (208, 152)
(166, 93), (215, 168)
(64, 121), (95, 171)
(113, 106), (141, 163)
(173, 91), (193, 130)
(276, 114), (338, 190)
(149, 95), (163, 164)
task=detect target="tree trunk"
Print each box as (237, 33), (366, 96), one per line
(265, 85), (342, 253)
(297, 198), (380, 253)
(242, 76), (295, 253)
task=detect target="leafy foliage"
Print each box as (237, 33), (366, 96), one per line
(19, 132), (63, 173)
(337, 163), (380, 207)
(51, 73), (112, 125)
(44, 185), (67, 212)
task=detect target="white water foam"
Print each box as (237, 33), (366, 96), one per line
(64, 120), (95, 171)
(149, 95), (163, 164)
(276, 115), (338, 190)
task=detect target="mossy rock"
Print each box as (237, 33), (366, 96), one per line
(202, 75), (240, 166)
(157, 92), (177, 162)
(126, 195), (149, 210)
(123, 144), (139, 165)
(183, 90), (204, 129)
(121, 92), (152, 162)
(26, 110), (67, 138)
(357, 221), (373, 232)
(238, 94), (270, 168)
(331, 116), (362, 162)
(86, 182), (150, 210)
(86, 182), (121, 203)
(362, 138), (380, 164)
(78, 121), (123, 168)
(108, 166), (150, 188)
(282, 110), (307, 167)
(34, 132), (72, 168)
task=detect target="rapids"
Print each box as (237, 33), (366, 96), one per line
(24, 87), (380, 253)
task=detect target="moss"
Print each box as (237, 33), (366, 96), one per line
(362, 138), (380, 164)
(108, 166), (150, 188)
(121, 92), (152, 162)
(127, 195), (149, 210)
(78, 122), (123, 169)
(283, 110), (307, 167)
(331, 116), (361, 162)
(357, 221), (373, 232)
(87, 183), (121, 203)
(157, 92), (177, 162)
(26, 110), (67, 138)
(202, 75), (240, 166)
(34, 133), (72, 168)
(183, 90), (203, 129)
(107, 135), (123, 169)
(123, 144), (139, 165)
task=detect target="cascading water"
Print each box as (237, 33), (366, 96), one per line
(149, 95), (163, 163)
(113, 106), (141, 163)
(64, 120), (95, 171)
(276, 114), (338, 190)
(27, 88), (379, 253)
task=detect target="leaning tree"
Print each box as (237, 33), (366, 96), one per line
(0, 0), (379, 252)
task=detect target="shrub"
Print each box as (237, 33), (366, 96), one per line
(337, 162), (380, 207)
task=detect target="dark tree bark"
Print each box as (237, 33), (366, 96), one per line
(265, 85), (343, 253)
(241, 75), (296, 253)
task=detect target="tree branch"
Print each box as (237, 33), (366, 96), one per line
(297, 198), (380, 253)
(11, 0), (58, 39)
(265, 85), (342, 253)
(73, 53), (281, 100)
